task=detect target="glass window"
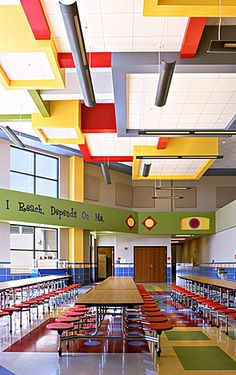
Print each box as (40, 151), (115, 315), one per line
(10, 226), (20, 234)
(10, 225), (58, 266)
(36, 177), (57, 197)
(10, 147), (59, 198)
(35, 228), (57, 251)
(10, 250), (34, 268)
(36, 153), (58, 180)
(10, 225), (34, 250)
(10, 172), (34, 193)
(10, 147), (34, 175)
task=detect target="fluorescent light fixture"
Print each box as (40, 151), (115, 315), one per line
(194, 131), (236, 135)
(152, 196), (184, 200)
(171, 237), (186, 241)
(138, 130), (236, 136)
(101, 162), (111, 185)
(1, 126), (25, 148)
(207, 40), (236, 53)
(59, 2), (96, 107)
(175, 234), (193, 237)
(155, 60), (176, 107)
(139, 131), (191, 135)
(137, 155), (223, 160)
(142, 163), (151, 177)
(155, 187), (191, 190)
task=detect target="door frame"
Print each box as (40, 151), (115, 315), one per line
(133, 245), (167, 282)
(97, 246), (114, 279)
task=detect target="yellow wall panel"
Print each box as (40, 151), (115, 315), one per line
(69, 156), (84, 203)
(69, 227), (84, 263)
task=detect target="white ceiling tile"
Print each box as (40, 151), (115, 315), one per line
(203, 103), (225, 114)
(0, 52), (54, 80)
(183, 103), (205, 114)
(170, 77), (193, 92)
(185, 92), (210, 104)
(198, 113), (221, 123)
(190, 78), (217, 92)
(159, 114), (180, 124)
(214, 79), (236, 92)
(45, 14), (67, 38)
(85, 38), (105, 51)
(160, 103), (184, 114)
(229, 93), (236, 103)
(100, 0), (133, 13)
(53, 37), (71, 52)
(179, 114), (199, 124)
(133, 37), (164, 51)
(222, 103), (236, 114)
(102, 14), (133, 37)
(212, 122), (227, 129)
(127, 73), (236, 132)
(167, 91), (189, 104)
(160, 37), (183, 51)
(207, 91), (233, 104)
(80, 14), (104, 37)
(133, 0), (143, 13)
(0, 0), (20, 4)
(197, 122), (215, 129)
(104, 37), (132, 51)
(43, 128), (78, 138)
(76, 0), (101, 14)
(41, 0), (60, 15)
(166, 17), (188, 36)
(133, 14), (165, 37)
(43, 0), (101, 14)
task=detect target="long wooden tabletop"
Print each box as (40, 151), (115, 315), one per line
(95, 276), (137, 290)
(77, 276), (143, 306)
(0, 275), (69, 292)
(78, 289), (143, 306)
(179, 276), (236, 291)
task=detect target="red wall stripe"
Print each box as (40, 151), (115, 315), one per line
(180, 17), (207, 58)
(58, 52), (112, 68)
(20, 0), (51, 40)
(157, 137), (168, 149)
(82, 104), (116, 133)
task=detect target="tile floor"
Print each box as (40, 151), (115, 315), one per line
(0, 283), (235, 375)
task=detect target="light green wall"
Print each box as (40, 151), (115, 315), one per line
(0, 188), (215, 235)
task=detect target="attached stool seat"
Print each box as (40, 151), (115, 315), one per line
(143, 322), (173, 357)
(46, 322), (73, 356)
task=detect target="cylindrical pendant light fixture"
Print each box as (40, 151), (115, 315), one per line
(59, 2), (96, 107)
(142, 163), (151, 177)
(101, 162), (111, 184)
(155, 60), (176, 107)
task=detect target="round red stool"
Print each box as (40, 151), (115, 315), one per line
(46, 322), (73, 356)
(143, 322), (173, 357)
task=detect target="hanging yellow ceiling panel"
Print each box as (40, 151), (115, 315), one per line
(32, 101), (84, 145)
(132, 137), (219, 180)
(143, 0), (236, 17)
(0, 6), (64, 90)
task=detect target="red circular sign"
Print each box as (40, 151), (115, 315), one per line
(189, 217), (200, 229)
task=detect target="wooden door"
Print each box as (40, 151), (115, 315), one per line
(134, 246), (166, 282)
(97, 246), (114, 279)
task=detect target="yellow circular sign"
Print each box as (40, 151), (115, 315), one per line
(145, 218), (154, 228)
(127, 217), (135, 227)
